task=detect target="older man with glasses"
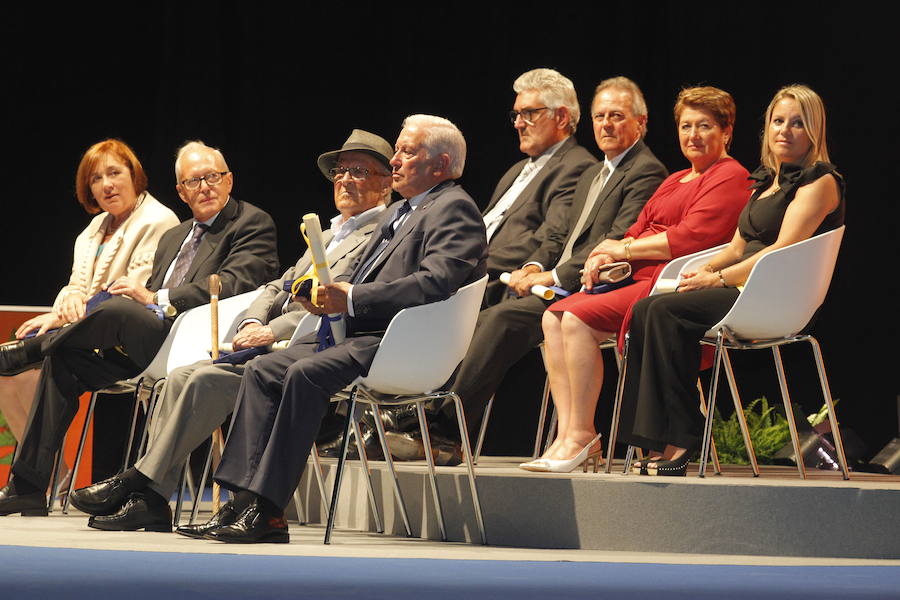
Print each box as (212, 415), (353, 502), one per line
(67, 131), (394, 532)
(0, 141), (279, 517)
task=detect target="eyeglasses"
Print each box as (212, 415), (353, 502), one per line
(329, 166), (386, 181)
(180, 171), (229, 189)
(509, 107), (550, 126)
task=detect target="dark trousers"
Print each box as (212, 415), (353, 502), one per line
(444, 293), (550, 434)
(214, 334), (380, 510)
(618, 289), (740, 452)
(13, 297), (170, 490)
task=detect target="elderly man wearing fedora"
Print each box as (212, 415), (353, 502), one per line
(68, 129), (394, 532)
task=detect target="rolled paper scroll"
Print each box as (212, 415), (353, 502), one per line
(499, 272), (555, 301)
(301, 213), (346, 345)
(652, 278), (680, 294)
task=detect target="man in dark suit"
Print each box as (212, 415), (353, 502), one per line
(67, 131), (395, 532)
(0, 141), (279, 516)
(387, 77), (668, 460)
(482, 68), (597, 306)
(172, 115), (487, 544)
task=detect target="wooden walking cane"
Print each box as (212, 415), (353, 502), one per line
(208, 274), (224, 514)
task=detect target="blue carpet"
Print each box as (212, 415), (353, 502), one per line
(3, 545), (899, 599)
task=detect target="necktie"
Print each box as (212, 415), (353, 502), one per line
(557, 164), (610, 265)
(381, 200), (411, 241)
(164, 223), (209, 288)
(353, 201), (412, 284)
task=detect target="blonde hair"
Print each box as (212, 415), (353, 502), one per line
(760, 84), (829, 170)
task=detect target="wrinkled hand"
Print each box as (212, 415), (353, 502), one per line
(513, 271), (555, 297)
(505, 266), (538, 296)
(589, 239), (626, 261)
(104, 277), (155, 305)
(56, 291), (87, 323)
(581, 253), (615, 289)
(16, 312), (64, 339)
(232, 323), (276, 350)
(677, 270), (722, 292)
(296, 282), (351, 315)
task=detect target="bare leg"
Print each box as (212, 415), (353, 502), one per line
(540, 310), (568, 459)
(549, 312), (609, 460)
(0, 368), (41, 441)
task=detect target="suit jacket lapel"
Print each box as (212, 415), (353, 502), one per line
(483, 159), (526, 214)
(148, 220), (192, 290)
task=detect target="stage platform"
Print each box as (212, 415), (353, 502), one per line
(284, 456), (900, 560)
(3, 459), (900, 599)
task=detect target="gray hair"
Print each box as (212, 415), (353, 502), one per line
(513, 68), (580, 133)
(594, 76), (649, 136)
(174, 140), (230, 182)
(401, 114), (466, 179)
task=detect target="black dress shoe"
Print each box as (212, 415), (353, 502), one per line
(175, 501), (239, 539)
(87, 492), (172, 532)
(69, 475), (131, 516)
(376, 404), (423, 433)
(318, 422), (384, 460)
(383, 430), (463, 466)
(205, 500), (289, 544)
(0, 341), (40, 376)
(0, 483), (48, 516)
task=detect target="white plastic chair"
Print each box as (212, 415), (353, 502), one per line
(697, 226), (848, 479)
(57, 290), (261, 514)
(603, 243), (739, 475)
(325, 275), (489, 545)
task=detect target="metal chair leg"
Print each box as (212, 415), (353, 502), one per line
(310, 443), (330, 519)
(542, 408), (557, 456)
(121, 382), (145, 470)
(452, 393), (487, 544)
(697, 380), (721, 475)
(416, 402), (447, 541)
(352, 417), (384, 533)
(47, 449), (66, 512)
(720, 349), (760, 476)
(605, 335), (629, 474)
(324, 388), (358, 544)
(63, 391), (98, 513)
(699, 331), (726, 478)
(292, 486), (307, 525)
(473, 395), (493, 464)
(806, 337), (849, 479)
(136, 379), (166, 459)
(190, 436), (216, 524)
(173, 462), (188, 526)
(371, 405), (412, 537)
(772, 346), (807, 479)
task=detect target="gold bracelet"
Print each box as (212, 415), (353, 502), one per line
(624, 239), (632, 261)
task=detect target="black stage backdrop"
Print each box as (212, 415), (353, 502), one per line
(1, 3), (896, 459)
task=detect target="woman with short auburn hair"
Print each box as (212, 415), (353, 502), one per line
(0, 139), (178, 481)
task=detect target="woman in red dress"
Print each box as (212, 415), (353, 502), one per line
(523, 87), (751, 472)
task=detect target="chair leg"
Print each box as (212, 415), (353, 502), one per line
(63, 391), (98, 514)
(416, 402), (447, 541)
(772, 346), (807, 479)
(173, 461), (188, 526)
(699, 332), (726, 478)
(121, 383), (145, 471)
(292, 486), (307, 525)
(47, 449), (66, 513)
(473, 395), (493, 465)
(807, 337), (850, 480)
(451, 393), (487, 545)
(697, 381), (721, 475)
(136, 379), (165, 460)
(534, 344), (551, 460)
(605, 334), (629, 474)
(371, 405), (412, 537)
(310, 443), (330, 519)
(720, 349), (760, 476)
(352, 417), (384, 534)
(324, 388), (358, 544)
(190, 436), (216, 524)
